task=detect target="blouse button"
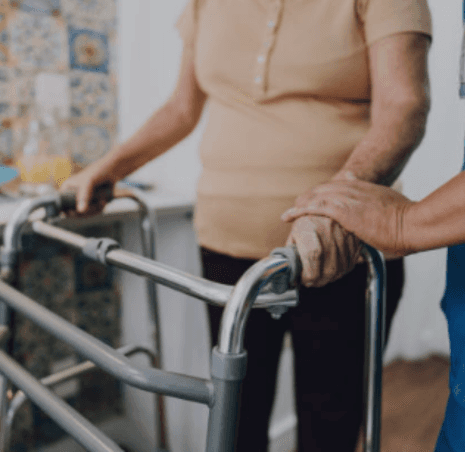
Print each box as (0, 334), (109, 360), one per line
(268, 20), (275, 28)
(257, 55), (265, 64)
(254, 75), (263, 84)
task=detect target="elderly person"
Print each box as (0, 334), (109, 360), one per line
(60, 0), (432, 450)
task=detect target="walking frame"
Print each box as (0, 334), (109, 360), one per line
(0, 187), (386, 452)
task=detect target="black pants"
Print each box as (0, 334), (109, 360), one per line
(201, 247), (404, 452)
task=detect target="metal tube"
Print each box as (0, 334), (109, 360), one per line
(206, 378), (242, 452)
(0, 279), (214, 406)
(0, 349), (124, 452)
(218, 256), (293, 354)
(205, 348), (248, 452)
(136, 201), (169, 451)
(0, 301), (11, 449)
(0, 367), (8, 451)
(1, 194), (60, 282)
(31, 220), (298, 310)
(1, 344), (156, 452)
(361, 245), (386, 452)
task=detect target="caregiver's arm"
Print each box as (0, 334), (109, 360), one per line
(61, 42), (207, 212)
(284, 170), (465, 256)
(331, 31), (431, 187)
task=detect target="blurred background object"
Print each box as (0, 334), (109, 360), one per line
(0, 0), (118, 196)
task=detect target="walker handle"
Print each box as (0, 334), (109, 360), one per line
(270, 245), (302, 289)
(60, 182), (114, 213)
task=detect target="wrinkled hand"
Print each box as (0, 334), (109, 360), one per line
(282, 178), (415, 257)
(285, 214), (362, 287)
(59, 162), (114, 217)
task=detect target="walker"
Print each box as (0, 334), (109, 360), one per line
(0, 187), (386, 452)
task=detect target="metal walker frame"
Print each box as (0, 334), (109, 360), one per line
(0, 190), (386, 452)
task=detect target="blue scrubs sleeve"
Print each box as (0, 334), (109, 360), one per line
(434, 4), (465, 450)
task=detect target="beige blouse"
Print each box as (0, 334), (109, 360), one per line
(176, 0), (432, 259)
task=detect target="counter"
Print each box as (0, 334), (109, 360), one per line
(0, 186), (195, 227)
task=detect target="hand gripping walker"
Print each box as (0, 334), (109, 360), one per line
(0, 187), (386, 452)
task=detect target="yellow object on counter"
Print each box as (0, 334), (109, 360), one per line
(16, 155), (52, 184)
(15, 155), (72, 188)
(50, 156), (72, 187)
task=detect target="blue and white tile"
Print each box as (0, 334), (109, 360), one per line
(62, 0), (115, 31)
(0, 10), (8, 63)
(9, 0), (61, 16)
(0, 66), (13, 120)
(62, 0), (114, 21)
(0, 124), (13, 161)
(19, 255), (74, 308)
(11, 68), (35, 117)
(69, 70), (115, 123)
(77, 291), (120, 346)
(9, 10), (68, 73)
(68, 25), (108, 73)
(70, 121), (112, 165)
(108, 31), (117, 80)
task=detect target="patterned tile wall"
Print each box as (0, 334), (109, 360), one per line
(7, 222), (123, 451)
(0, 0), (118, 168)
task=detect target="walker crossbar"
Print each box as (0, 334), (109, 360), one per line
(0, 279), (214, 405)
(1, 344), (157, 452)
(0, 193), (386, 452)
(0, 347), (125, 452)
(30, 220), (299, 312)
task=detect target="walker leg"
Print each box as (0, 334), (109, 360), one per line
(206, 347), (247, 452)
(362, 245), (386, 452)
(0, 321), (9, 451)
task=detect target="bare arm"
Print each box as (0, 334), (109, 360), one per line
(331, 32), (431, 186)
(61, 42), (207, 211)
(405, 171), (465, 252)
(100, 43), (208, 181)
(282, 170), (465, 256)
(287, 31), (431, 286)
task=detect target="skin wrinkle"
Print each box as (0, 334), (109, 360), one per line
(284, 178), (418, 257)
(288, 214), (361, 287)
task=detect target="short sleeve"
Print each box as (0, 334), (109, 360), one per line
(175, 0), (199, 45)
(357, 0), (433, 46)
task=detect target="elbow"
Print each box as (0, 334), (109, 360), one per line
(398, 90), (431, 123)
(394, 92), (430, 123)
(377, 92), (430, 142)
(408, 93), (430, 143)
(400, 95), (430, 153)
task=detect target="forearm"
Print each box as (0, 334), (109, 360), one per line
(100, 102), (198, 182)
(405, 171), (465, 252)
(333, 98), (429, 186)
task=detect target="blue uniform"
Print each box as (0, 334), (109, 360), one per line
(434, 5), (465, 450)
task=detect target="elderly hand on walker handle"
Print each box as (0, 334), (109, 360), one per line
(59, 156), (118, 216)
(282, 170), (465, 257)
(284, 213), (362, 288)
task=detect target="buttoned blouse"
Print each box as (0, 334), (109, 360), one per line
(176, 0), (432, 259)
